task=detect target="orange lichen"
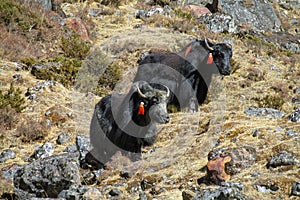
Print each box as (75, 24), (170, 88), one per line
(207, 156), (232, 184)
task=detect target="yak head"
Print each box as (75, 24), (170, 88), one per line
(130, 81), (170, 126)
(204, 38), (232, 75)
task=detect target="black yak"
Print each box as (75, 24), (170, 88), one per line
(134, 38), (232, 112)
(88, 81), (170, 167)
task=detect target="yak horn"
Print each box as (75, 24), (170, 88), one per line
(204, 37), (214, 51)
(225, 43), (232, 48)
(136, 84), (147, 98)
(163, 85), (170, 98)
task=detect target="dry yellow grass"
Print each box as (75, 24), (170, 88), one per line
(0, 1), (299, 199)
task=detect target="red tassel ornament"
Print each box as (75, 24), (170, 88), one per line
(138, 102), (145, 115)
(207, 53), (213, 64)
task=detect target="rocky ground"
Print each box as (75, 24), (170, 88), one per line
(0, 0), (299, 199)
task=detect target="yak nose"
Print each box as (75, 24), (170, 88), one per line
(222, 68), (231, 75)
(164, 115), (170, 123)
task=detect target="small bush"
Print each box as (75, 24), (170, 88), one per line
(0, 0), (64, 61)
(96, 63), (122, 96)
(0, 108), (19, 130)
(17, 120), (50, 142)
(0, 83), (26, 112)
(31, 56), (82, 88)
(253, 95), (284, 109)
(61, 31), (91, 60)
(97, 0), (128, 7)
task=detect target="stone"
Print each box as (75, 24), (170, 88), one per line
(199, 0), (281, 34)
(289, 108), (300, 122)
(109, 188), (122, 196)
(267, 151), (296, 168)
(64, 17), (90, 42)
(184, 5), (211, 18)
(76, 135), (91, 168)
(193, 182), (249, 199)
(30, 142), (55, 161)
(57, 132), (72, 144)
(0, 149), (16, 163)
(14, 153), (80, 199)
(291, 182), (300, 197)
(244, 107), (286, 119)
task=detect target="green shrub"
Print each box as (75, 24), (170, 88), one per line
(96, 63), (122, 96)
(31, 56), (82, 88)
(0, 0), (44, 32)
(0, 83), (26, 112)
(253, 95), (284, 109)
(61, 31), (91, 60)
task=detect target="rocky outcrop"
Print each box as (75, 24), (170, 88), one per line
(14, 153), (80, 199)
(199, 0), (281, 33)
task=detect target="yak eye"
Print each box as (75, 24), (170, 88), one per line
(151, 97), (159, 104)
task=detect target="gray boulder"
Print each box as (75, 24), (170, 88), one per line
(14, 153), (80, 199)
(199, 0), (281, 33)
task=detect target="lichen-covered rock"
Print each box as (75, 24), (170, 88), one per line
(76, 135), (91, 168)
(0, 149), (16, 163)
(57, 132), (72, 144)
(193, 182), (249, 200)
(244, 107), (286, 119)
(58, 185), (102, 200)
(199, 0), (281, 33)
(289, 108), (300, 122)
(291, 182), (300, 197)
(266, 151), (297, 168)
(30, 142), (55, 161)
(14, 153), (80, 199)
(199, 146), (257, 184)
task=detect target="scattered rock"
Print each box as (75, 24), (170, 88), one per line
(199, 0), (281, 33)
(30, 142), (55, 161)
(34, 0), (52, 10)
(285, 129), (298, 136)
(244, 107), (286, 119)
(58, 185), (102, 199)
(1, 164), (22, 180)
(64, 17), (90, 42)
(64, 144), (79, 154)
(120, 171), (133, 179)
(135, 5), (174, 19)
(289, 108), (300, 122)
(252, 129), (260, 137)
(26, 79), (56, 100)
(184, 5), (211, 18)
(182, 190), (195, 200)
(255, 183), (280, 193)
(206, 156), (232, 184)
(266, 151), (296, 168)
(199, 14), (236, 33)
(139, 191), (148, 200)
(109, 188), (122, 196)
(81, 169), (104, 186)
(12, 74), (21, 79)
(150, 186), (165, 195)
(141, 179), (154, 191)
(199, 146), (257, 184)
(291, 182), (300, 197)
(57, 132), (72, 144)
(193, 182), (248, 199)
(76, 135), (91, 168)
(14, 153), (80, 199)
(0, 149), (16, 163)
